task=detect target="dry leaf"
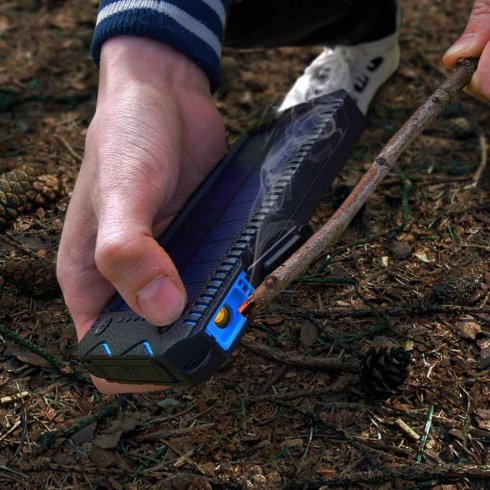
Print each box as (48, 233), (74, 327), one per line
(263, 315), (284, 326)
(390, 241), (412, 259)
(476, 409), (490, 430)
(70, 421), (97, 446)
(88, 446), (119, 469)
(414, 250), (431, 263)
(299, 320), (318, 347)
(4, 344), (51, 369)
(93, 414), (143, 449)
(92, 428), (124, 450)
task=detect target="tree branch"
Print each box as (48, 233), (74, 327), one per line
(291, 463), (490, 488)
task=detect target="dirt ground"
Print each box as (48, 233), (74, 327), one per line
(1, 0), (489, 488)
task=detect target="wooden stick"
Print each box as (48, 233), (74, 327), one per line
(241, 58), (478, 318)
(135, 422), (215, 442)
(290, 463), (490, 487)
(241, 338), (359, 372)
(0, 391), (30, 405)
(470, 126), (488, 186)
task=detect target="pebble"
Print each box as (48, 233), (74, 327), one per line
(447, 117), (474, 139)
(390, 241), (412, 259)
(155, 398), (181, 412)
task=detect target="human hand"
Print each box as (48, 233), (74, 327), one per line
(57, 37), (225, 394)
(442, 0), (490, 100)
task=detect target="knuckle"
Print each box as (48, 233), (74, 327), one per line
(471, 1), (490, 20)
(94, 233), (140, 277)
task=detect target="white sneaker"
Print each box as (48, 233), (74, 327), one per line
(279, 30), (400, 115)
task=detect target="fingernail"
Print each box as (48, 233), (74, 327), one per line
(444, 33), (478, 59)
(136, 275), (185, 325)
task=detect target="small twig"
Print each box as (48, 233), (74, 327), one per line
(298, 426), (315, 474)
(440, 202), (490, 218)
(0, 419), (22, 444)
(417, 404), (436, 463)
(162, 439), (206, 474)
(39, 398), (129, 448)
(273, 399), (375, 466)
(241, 337), (359, 372)
(55, 135), (83, 163)
(411, 176), (473, 190)
(0, 233), (40, 260)
(10, 406), (28, 463)
(391, 168), (412, 230)
(135, 423), (215, 442)
(290, 463), (490, 488)
(469, 126), (488, 186)
(347, 436), (413, 459)
(245, 377), (357, 403)
(257, 364), (288, 394)
(0, 465), (25, 484)
(0, 89), (94, 112)
(394, 418), (424, 444)
(401, 176), (412, 229)
(0, 323), (90, 385)
(0, 391), (30, 405)
(241, 58), (478, 318)
(134, 445), (169, 472)
(12, 463), (238, 489)
(316, 304), (490, 319)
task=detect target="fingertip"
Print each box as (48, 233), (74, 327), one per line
(95, 231), (187, 325)
(442, 33), (480, 68)
(136, 274), (186, 325)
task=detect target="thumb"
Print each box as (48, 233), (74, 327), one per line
(95, 218), (187, 326)
(442, 0), (490, 66)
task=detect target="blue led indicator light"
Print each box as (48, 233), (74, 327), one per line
(102, 343), (112, 356)
(143, 342), (154, 356)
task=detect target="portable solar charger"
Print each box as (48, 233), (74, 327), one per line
(78, 90), (366, 386)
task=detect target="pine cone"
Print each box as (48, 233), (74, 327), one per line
(0, 257), (60, 299)
(0, 166), (36, 229)
(0, 166), (63, 229)
(26, 174), (63, 206)
(360, 345), (412, 398)
(429, 274), (481, 304)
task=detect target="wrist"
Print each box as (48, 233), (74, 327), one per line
(99, 36), (212, 98)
